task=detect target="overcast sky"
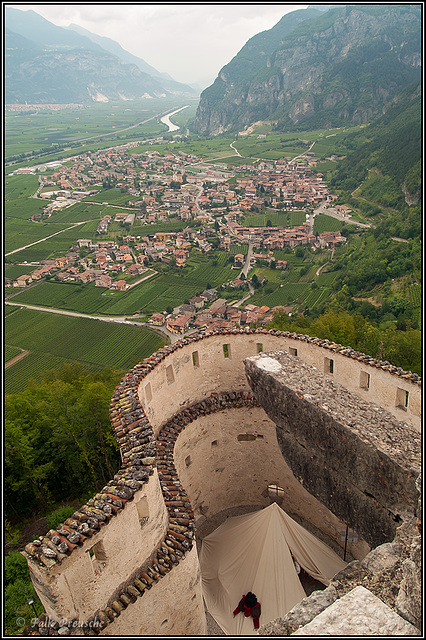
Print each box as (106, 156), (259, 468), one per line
(6, 4), (308, 86)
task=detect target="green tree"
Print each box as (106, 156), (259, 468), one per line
(4, 366), (121, 523)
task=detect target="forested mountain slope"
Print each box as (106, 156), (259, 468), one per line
(330, 82), (421, 200)
(327, 80), (421, 241)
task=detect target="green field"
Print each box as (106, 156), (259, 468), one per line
(5, 218), (74, 256)
(8, 250), (236, 316)
(248, 279), (333, 310)
(5, 98), (198, 160)
(44, 202), (105, 224)
(4, 345), (22, 362)
(242, 210), (306, 227)
(315, 269), (339, 286)
(4, 307), (167, 394)
(313, 214), (345, 233)
(6, 220), (100, 262)
(409, 284), (421, 308)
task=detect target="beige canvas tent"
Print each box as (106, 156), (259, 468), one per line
(199, 502), (347, 635)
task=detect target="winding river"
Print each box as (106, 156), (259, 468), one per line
(160, 105), (189, 132)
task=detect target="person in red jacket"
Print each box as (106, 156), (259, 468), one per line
(233, 592), (261, 629)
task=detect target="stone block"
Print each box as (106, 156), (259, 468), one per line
(291, 586), (421, 635)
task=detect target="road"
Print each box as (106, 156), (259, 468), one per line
(313, 203), (370, 228)
(126, 270), (157, 289)
(239, 241), (253, 279)
(288, 140), (317, 165)
(230, 141), (242, 157)
(4, 349), (30, 369)
(5, 220), (92, 256)
(4, 300), (179, 343)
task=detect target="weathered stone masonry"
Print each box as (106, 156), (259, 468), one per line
(244, 351), (420, 550)
(22, 328), (421, 636)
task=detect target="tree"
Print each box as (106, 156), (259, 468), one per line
(4, 365), (121, 523)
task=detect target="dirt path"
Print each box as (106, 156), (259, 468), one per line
(5, 349), (30, 369)
(315, 263), (327, 277)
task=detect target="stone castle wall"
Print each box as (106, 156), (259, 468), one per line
(22, 329), (421, 636)
(140, 330), (421, 432)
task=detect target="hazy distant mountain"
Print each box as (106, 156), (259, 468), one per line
(65, 23), (195, 95)
(5, 6), (195, 103)
(192, 4), (421, 135)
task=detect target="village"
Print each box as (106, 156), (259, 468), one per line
(7, 139), (348, 334)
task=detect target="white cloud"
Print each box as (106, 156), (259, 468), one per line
(5, 4), (308, 85)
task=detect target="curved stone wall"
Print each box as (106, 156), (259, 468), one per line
(139, 329), (421, 432)
(22, 328), (421, 636)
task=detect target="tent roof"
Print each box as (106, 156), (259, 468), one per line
(199, 502), (347, 635)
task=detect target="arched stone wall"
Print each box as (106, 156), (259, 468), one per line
(22, 329), (421, 636)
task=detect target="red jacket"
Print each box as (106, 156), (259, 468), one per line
(233, 595), (261, 629)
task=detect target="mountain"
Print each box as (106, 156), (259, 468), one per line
(192, 4), (421, 135)
(330, 80), (421, 211)
(65, 23), (195, 96)
(4, 7), (194, 104)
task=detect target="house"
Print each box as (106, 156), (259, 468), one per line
(174, 249), (189, 266)
(173, 303), (195, 316)
(189, 296), (205, 309)
(230, 279), (245, 289)
(258, 305), (271, 316)
(79, 270), (97, 284)
(95, 275), (112, 288)
(220, 236), (231, 251)
(55, 256), (68, 268)
(166, 314), (191, 334)
(31, 265), (53, 280)
(200, 289), (217, 302)
(150, 313), (165, 326)
(13, 274), (32, 287)
(126, 264), (145, 275)
(111, 280), (127, 291)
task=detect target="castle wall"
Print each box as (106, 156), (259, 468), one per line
(140, 332), (421, 432)
(100, 546), (206, 636)
(22, 329), (421, 636)
(32, 470), (168, 622)
(173, 407), (370, 561)
(244, 350), (421, 550)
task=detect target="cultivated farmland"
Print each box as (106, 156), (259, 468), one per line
(4, 307), (167, 394)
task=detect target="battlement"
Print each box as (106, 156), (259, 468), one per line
(23, 329), (421, 635)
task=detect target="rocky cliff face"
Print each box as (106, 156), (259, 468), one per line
(192, 5), (421, 134)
